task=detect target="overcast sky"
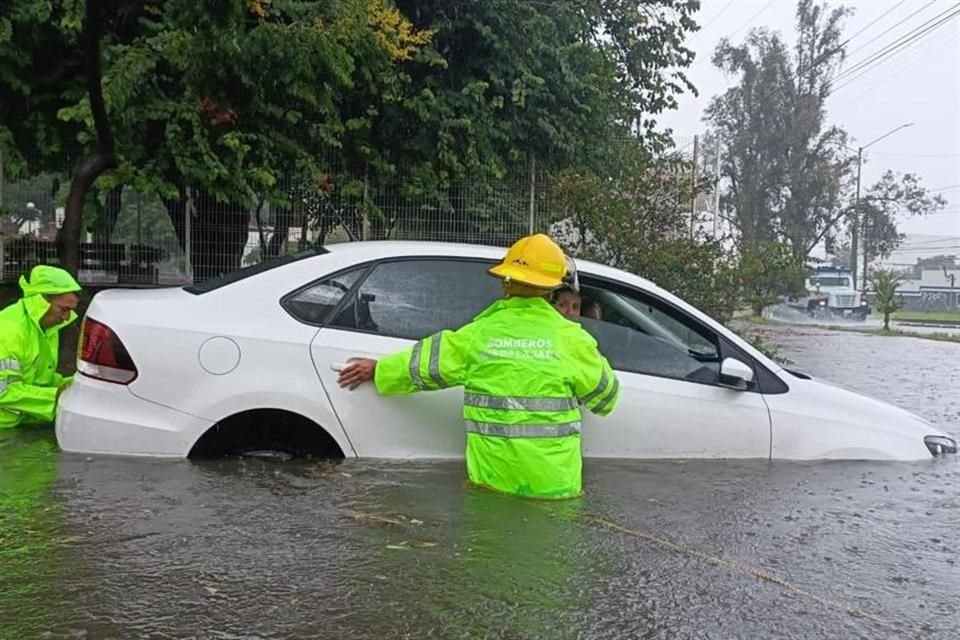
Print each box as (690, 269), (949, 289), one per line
(660, 0), (960, 245)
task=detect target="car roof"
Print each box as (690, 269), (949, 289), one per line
(323, 240), (657, 290)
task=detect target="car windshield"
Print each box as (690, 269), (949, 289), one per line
(810, 276), (850, 287)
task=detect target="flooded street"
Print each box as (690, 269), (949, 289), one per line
(2, 326), (958, 640)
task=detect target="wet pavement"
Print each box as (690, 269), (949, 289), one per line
(1, 326), (958, 640)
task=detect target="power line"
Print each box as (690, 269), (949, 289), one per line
(842, 0), (938, 59)
(699, 0), (736, 32)
(839, 0), (908, 49)
(928, 184), (960, 193)
(724, 2), (933, 118)
(899, 236), (960, 246)
(727, 0), (775, 41)
(831, 27), (958, 109)
(830, 3), (960, 91)
(870, 151), (960, 158)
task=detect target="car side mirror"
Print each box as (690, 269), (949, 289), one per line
(719, 357), (754, 391)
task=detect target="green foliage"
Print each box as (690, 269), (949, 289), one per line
(857, 170), (948, 262)
(869, 269), (903, 331)
(738, 329), (791, 366)
(737, 241), (806, 317)
(2, 0), (700, 274)
(551, 142), (742, 323)
(705, 0), (853, 258)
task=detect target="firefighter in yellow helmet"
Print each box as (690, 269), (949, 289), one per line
(0, 265), (82, 429)
(338, 234), (620, 499)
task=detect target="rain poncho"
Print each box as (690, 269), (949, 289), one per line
(0, 266), (81, 428)
(375, 296), (620, 499)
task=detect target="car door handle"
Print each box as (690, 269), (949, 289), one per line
(331, 359), (364, 372)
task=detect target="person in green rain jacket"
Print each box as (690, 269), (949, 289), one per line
(338, 234), (620, 499)
(0, 265), (82, 429)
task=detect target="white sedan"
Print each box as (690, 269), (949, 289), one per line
(56, 241), (957, 461)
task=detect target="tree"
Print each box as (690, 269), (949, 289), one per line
(705, 0), (854, 258)
(737, 241), (806, 317)
(858, 170), (947, 266)
(915, 254), (958, 275)
(869, 269), (902, 330)
(3, 0), (700, 279)
(335, 0), (699, 242)
(2, 0), (436, 278)
(550, 141), (742, 323)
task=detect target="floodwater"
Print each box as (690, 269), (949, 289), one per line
(1, 327), (958, 640)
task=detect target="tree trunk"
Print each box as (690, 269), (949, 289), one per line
(59, 154), (114, 275)
(58, 0), (114, 276)
(190, 190), (249, 281)
(162, 189), (249, 281)
(265, 206), (291, 258)
(883, 312), (890, 331)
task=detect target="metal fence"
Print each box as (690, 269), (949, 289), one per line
(0, 156), (559, 286)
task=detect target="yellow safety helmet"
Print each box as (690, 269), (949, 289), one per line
(488, 234), (568, 289)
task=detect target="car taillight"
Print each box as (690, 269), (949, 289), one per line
(78, 317), (138, 384)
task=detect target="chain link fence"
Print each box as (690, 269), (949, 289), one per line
(0, 152), (562, 286)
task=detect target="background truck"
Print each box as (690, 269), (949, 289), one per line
(787, 265), (870, 320)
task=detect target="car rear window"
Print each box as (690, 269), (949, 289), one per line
(184, 247), (329, 294)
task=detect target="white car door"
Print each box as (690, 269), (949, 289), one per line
(575, 279), (773, 459)
(300, 257), (503, 458)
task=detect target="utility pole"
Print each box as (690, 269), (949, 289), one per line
(851, 146), (862, 290)
(712, 136), (721, 238)
(849, 122), (914, 290)
(528, 154), (536, 235)
(690, 135), (698, 239)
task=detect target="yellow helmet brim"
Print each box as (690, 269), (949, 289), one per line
(488, 263), (564, 289)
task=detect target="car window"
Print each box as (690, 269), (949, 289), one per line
(185, 246), (329, 294)
(576, 279), (722, 384)
(284, 267), (367, 325)
(329, 259), (501, 339)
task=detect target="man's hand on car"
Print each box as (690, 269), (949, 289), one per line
(337, 358), (377, 390)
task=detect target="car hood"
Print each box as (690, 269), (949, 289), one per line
(793, 373), (947, 438)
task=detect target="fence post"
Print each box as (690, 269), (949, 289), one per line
(362, 166), (370, 241)
(528, 154), (536, 235)
(185, 187), (193, 282)
(689, 134), (698, 239)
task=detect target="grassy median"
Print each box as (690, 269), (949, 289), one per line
(890, 310), (960, 326)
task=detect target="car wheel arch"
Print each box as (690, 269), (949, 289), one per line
(188, 407), (348, 459)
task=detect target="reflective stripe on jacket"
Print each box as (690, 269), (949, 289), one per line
(374, 296), (620, 499)
(0, 294), (77, 429)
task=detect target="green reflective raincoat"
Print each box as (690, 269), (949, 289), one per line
(375, 296), (620, 499)
(0, 266), (81, 429)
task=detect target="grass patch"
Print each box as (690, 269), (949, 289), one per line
(890, 310), (960, 326)
(734, 313), (960, 344)
(821, 325), (960, 343)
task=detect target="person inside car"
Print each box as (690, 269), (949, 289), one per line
(552, 286), (581, 317)
(581, 298), (602, 321)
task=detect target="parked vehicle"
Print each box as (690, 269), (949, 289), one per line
(56, 241), (956, 461)
(788, 265), (870, 320)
